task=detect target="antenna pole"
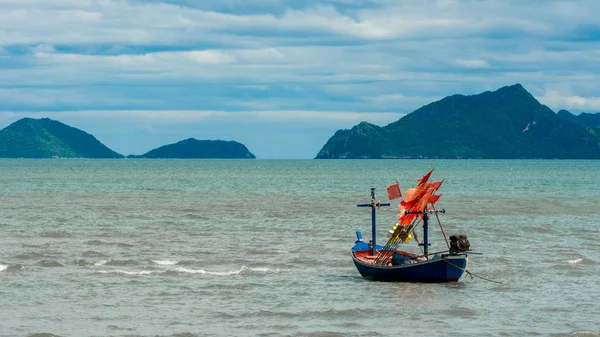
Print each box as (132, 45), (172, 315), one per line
(357, 188), (390, 256)
(422, 211), (429, 256)
(369, 189), (377, 256)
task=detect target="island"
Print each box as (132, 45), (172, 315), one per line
(128, 138), (256, 159)
(0, 118), (123, 158)
(316, 84), (600, 159)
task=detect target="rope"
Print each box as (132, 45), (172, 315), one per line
(443, 258), (503, 284)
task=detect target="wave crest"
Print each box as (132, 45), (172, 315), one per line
(151, 259), (180, 266)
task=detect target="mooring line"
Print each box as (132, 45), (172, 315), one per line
(443, 258), (503, 284)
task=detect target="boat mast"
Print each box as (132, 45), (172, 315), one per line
(421, 211), (430, 255)
(403, 208), (444, 256)
(357, 188), (390, 256)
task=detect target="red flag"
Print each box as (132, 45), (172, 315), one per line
(387, 181), (402, 200)
(416, 168), (434, 187)
(416, 192), (432, 212)
(429, 194), (441, 205)
(426, 179), (444, 192)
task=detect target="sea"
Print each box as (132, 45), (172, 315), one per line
(0, 159), (598, 337)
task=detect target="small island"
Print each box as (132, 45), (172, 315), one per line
(0, 118), (123, 158)
(0, 118), (256, 159)
(128, 138), (256, 159)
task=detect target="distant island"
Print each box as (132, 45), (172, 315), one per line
(3, 84), (600, 160)
(316, 84), (600, 159)
(0, 118), (255, 159)
(0, 118), (123, 158)
(127, 138), (255, 159)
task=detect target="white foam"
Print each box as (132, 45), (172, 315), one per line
(567, 258), (583, 265)
(174, 266), (279, 276)
(94, 260), (108, 266)
(97, 270), (158, 276)
(247, 267), (279, 273)
(152, 259), (179, 266)
(174, 267), (242, 275)
(0, 264), (7, 272)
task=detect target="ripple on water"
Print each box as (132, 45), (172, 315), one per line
(550, 331), (600, 337)
(151, 259), (181, 266)
(5, 264), (26, 273)
(81, 250), (107, 258)
(39, 230), (71, 238)
(441, 307), (479, 317)
(84, 240), (135, 248)
(13, 252), (47, 260)
(75, 259), (95, 266)
(38, 260), (64, 267)
(103, 259), (140, 266)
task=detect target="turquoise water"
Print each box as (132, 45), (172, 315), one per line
(0, 159), (599, 337)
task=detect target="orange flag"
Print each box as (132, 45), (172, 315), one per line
(426, 179), (444, 192)
(416, 192), (432, 212)
(403, 188), (419, 203)
(429, 194), (442, 205)
(416, 168), (434, 187)
(387, 181), (402, 200)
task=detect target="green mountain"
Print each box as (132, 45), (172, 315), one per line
(316, 84), (600, 159)
(557, 110), (600, 135)
(128, 138), (256, 159)
(0, 118), (123, 158)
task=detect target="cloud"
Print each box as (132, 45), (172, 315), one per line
(2, 0), (600, 157)
(537, 90), (600, 112)
(1, 109), (403, 126)
(454, 59), (490, 69)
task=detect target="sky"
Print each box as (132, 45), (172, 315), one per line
(1, 0), (600, 158)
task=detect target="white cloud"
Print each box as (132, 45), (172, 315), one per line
(2, 0), (600, 157)
(251, 110), (404, 124)
(537, 90), (600, 112)
(454, 59), (490, 69)
(1, 0), (598, 46)
(1, 109), (403, 125)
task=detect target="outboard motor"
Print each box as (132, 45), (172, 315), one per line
(449, 234), (470, 255)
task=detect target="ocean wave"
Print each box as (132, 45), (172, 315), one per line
(239, 308), (363, 319)
(14, 252), (47, 260)
(81, 251), (107, 258)
(0, 264), (7, 272)
(103, 259), (140, 266)
(151, 259), (180, 266)
(75, 259), (99, 266)
(565, 258), (596, 265)
(38, 260), (64, 267)
(40, 230), (71, 238)
(6, 264), (25, 272)
(174, 266), (280, 276)
(93, 266), (281, 277)
(84, 240), (134, 248)
(551, 330), (600, 337)
(245, 249), (289, 255)
(81, 258), (140, 267)
(96, 270), (159, 276)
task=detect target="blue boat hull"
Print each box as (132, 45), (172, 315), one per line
(352, 250), (468, 282)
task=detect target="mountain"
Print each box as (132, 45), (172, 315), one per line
(316, 84), (600, 159)
(0, 118), (123, 158)
(128, 138), (256, 159)
(557, 110), (600, 135)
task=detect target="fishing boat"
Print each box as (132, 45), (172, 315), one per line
(351, 169), (472, 282)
